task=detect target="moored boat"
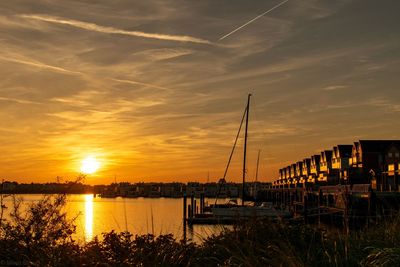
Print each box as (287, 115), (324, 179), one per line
(210, 94), (292, 220)
(211, 202), (291, 219)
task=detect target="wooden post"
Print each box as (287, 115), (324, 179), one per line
(367, 187), (371, 228)
(183, 193), (187, 241)
(183, 193), (187, 220)
(188, 204), (192, 221)
(317, 191), (321, 227)
(190, 194), (195, 217)
(304, 194), (308, 224)
(200, 193), (204, 214)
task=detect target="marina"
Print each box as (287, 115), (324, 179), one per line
(183, 94), (292, 227)
(180, 95), (400, 228)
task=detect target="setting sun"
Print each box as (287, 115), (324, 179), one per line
(80, 156), (100, 174)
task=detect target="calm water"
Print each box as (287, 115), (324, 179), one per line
(3, 194), (226, 243)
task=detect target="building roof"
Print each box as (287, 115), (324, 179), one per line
(321, 150), (333, 161)
(357, 140), (400, 153)
(335, 145), (353, 157)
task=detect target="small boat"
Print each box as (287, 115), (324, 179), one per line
(212, 202), (291, 219)
(211, 94), (291, 220)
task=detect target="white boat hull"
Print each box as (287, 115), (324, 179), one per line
(211, 205), (290, 219)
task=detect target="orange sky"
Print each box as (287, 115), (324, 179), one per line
(1, 0), (400, 184)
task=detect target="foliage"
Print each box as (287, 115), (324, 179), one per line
(82, 231), (195, 266)
(0, 194), (80, 266)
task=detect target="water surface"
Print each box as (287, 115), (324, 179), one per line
(3, 194), (227, 243)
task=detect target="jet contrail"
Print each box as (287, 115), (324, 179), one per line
(0, 55), (82, 75)
(219, 0), (289, 41)
(111, 78), (171, 91)
(19, 14), (212, 44)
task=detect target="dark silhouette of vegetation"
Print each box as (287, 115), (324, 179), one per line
(0, 194), (79, 266)
(0, 193), (399, 266)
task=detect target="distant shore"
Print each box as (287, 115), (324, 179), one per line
(0, 180), (271, 198)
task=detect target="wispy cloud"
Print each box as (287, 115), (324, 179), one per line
(132, 48), (194, 61)
(366, 97), (400, 113)
(322, 85), (347, 91)
(111, 78), (172, 91)
(0, 97), (40, 105)
(19, 14), (212, 44)
(0, 55), (81, 75)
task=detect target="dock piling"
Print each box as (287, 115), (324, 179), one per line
(200, 193), (204, 214)
(183, 193), (187, 241)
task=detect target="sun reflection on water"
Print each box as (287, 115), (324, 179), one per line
(84, 194), (93, 241)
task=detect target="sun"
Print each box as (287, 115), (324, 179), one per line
(80, 156), (100, 174)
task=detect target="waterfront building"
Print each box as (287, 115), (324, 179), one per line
(203, 183), (218, 197)
(1, 181), (17, 191)
(279, 170), (284, 188)
(272, 140), (400, 193)
(161, 183), (183, 197)
(227, 183), (239, 197)
(186, 182), (202, 197)
(284, 166), (291, 188)
(331, 145), (353, 184)
(295, 161), (303, 188)
(318, 150), (333, 184)
(308, 155), (321, 185)
(278, 168), (285, 188)
(349, 140), (400, 189)
(384, 143), (400, 191)
(122, 183), (139, 197)
(290, 164), (297, 188)
(300, 158), (311, 188)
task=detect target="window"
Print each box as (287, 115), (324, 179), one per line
(388, 164), (395, 171)
(388, 153), (393, 158)
(396, 153), (400, 158)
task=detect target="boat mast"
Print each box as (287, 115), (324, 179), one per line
(254, 149), (261, 201)
(242, 93), (251, 206)
(214, 104), (247, 205)
(255, 150), (261, 182)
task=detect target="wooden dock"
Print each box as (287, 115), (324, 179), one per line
(182, 185), (400, 230)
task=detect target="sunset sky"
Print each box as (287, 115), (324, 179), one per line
(1, 0), (399, 184)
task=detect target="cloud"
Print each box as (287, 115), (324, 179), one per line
(18, 14), (212, 44)
(322, 85), (347, 91)
(0, 97), (40, 105)
(132, 48), (194, 61)
(110, 78), (172, 92)
(366, 97), (400, 113)
(0, 55), (82, 75)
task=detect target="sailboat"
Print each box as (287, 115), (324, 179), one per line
(211, 94), (291, 219)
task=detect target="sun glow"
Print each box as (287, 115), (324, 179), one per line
(80, 156), (100, 174)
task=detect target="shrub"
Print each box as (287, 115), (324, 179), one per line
(0, 194), (80, 266)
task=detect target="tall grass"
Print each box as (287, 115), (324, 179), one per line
(0, 194), (399, 266)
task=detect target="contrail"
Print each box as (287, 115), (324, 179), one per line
(111, 78), (171, 91)
(19, 14), (211, 44)
(219, 0), (289, 41)
(0, 55), (82, 75)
